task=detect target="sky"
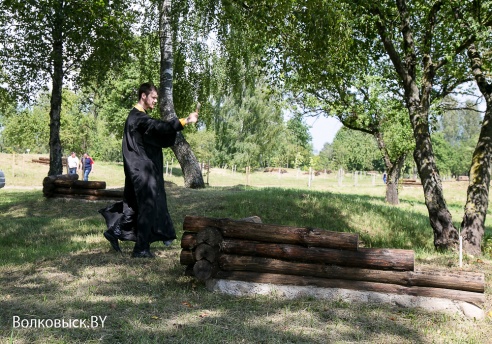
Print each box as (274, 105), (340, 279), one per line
(306, 116), (343, 154)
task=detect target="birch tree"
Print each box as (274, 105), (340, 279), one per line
(0, 0), (135, 175)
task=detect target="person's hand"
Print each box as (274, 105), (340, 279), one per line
(186, 112), (198, 124)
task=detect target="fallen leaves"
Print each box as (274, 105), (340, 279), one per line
(182, 301), (193, 308)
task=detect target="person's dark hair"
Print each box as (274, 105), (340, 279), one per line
(138, 83), (158, 100)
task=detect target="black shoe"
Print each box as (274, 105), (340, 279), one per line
(104, 230), (121, 252)
(131, 250), (155, 258)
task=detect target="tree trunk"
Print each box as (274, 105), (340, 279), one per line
(158, 0), (204, 189)
(48, 7), (64, 176)
(460, 44), (492, 256)
(385, 154), (405, 205)
(170, 136), (205, 188)
(373, 1), (459, 250)
(410, 106), (459, 250)
(373, 131), (405, 205)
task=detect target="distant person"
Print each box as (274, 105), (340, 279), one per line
(67, 152), (79, 175)
(383, 172), (387, 184)
(99, 82), (198, 258)
(80, 153), (94, 181)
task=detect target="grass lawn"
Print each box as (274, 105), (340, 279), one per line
(0, 153), (491, 343)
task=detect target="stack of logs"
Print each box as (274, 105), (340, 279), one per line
(400, 179), (422, 186)
(42, 174), (123, 201)
(33, 156), (67, 166)
(180, 215), (485, 306)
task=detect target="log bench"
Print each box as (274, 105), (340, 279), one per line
(180, 215), (485, 317)
(42, 174), (123, 201)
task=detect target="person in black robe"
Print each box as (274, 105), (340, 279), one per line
(99, 82), (198, 258)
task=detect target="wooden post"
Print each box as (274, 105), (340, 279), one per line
(338, 168), (343, 186)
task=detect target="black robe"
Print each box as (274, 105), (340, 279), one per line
(99, 107), (184, 250)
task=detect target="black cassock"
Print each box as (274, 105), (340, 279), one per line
(99, 107), (184, 251)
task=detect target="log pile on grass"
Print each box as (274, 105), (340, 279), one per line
(401, 179), (422, 186)
(180, 215), (485, 309)
(32, 156), (67, 166)
(42, 174), (123, 201)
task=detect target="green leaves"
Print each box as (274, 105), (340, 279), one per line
(0, 0), (136, 100)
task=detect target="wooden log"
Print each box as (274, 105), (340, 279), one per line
(213, 271), (485, 306)
(181, 216), (261, 249)
(53, 187), (123, 198)
(183, 215), (359, 251)
(196, 227), (223, 246)
(43, 174), (79, 186)
(35, 157), (66, 165)
(180, 250), (194, 265)
(193, 260), (218, 281)
(43, 174), (79, 197)
(53, 179), (107, 189)
(42, 184), (56, 197)
(219, 239), (414, 271)
(181, 232), (197, 249)
(218, 254), (484, 293)
(195, 243), (220, 262)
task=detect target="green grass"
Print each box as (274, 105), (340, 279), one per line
(0, 153), (491, 343)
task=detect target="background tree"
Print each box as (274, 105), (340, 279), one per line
(2, 106), (50, 154)
(283, 114), (313, 169)
(316, 143), (335, 172)
(224, 2), (414, 205)
(0, 0), (135, 175)
(432, 97), (481, 178)
(331, 128), (382, 172)
(213, 81), (285, 169)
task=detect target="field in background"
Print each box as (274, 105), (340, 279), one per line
(0, 153), (473, 222)
(1, 153), (491, 343)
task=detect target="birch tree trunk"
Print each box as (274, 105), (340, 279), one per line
(48, 4), (64, 176)
(460, 44), (492, 255)
(158, 0), (205, 188)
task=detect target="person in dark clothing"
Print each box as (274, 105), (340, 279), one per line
(99, 82), (198, 258)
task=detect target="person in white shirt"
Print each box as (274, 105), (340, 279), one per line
(67, 152), (79, 175)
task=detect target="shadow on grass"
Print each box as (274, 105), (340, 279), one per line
(1, 251), (432, 344)
(0, 189), (486, 343)
(0, 186), (438, 264)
